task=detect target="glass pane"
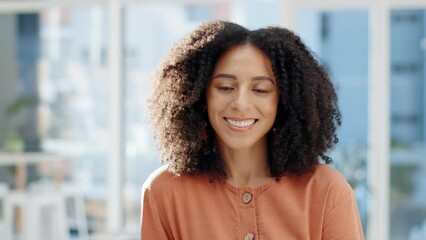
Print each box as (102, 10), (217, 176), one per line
(298, 10), (369, 236)
(123, 1), (279, 234)
(0, 6), (108, 237)
(390, 9), (426, 240)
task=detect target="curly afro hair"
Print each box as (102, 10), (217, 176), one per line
(148, 20), (341, 179)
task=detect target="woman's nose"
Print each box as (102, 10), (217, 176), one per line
(231, 89), (251, 111)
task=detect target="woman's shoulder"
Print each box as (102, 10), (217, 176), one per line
(142, 165), (174, 190)
(142, 165), (189, 194)
(312, 164), (352, 190)
(142, 165), (209, 195)
(309, 164), (355, 207)
(141, 165), (183, 204)
(286, 164), (353, 199)
(311, 164), (348, 183)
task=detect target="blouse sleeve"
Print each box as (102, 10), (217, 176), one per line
(322, 189), (364, 240)
(140, 187), (171, 240)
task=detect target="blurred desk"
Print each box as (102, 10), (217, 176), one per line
(0, 152), (66, 189)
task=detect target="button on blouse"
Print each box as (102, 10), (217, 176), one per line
(242, 192), (253, 204)
(244, 232), (255, 240)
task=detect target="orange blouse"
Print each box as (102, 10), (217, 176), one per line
(141, 164), (364, 240)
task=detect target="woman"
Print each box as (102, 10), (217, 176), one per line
(141, 20), (364, 240)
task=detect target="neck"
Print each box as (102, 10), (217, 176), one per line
(219, 141), (273, 188)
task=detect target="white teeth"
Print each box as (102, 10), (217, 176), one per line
(226, 118), (256, 128)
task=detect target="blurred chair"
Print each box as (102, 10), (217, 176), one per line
(1, 153), (88, 240)
(35, 156), (89, 239)
(4, 190), (69, 240)
(0, 183), (10, 237)
(3, 186), (89, 240)
(62, 185), (89, 239)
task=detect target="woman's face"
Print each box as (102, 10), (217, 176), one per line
(206, 44), (279, 150)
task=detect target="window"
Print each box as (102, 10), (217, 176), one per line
(298, 10), (369, 236)
(0, 6), (109, 234)
(390, 9), (426, 240)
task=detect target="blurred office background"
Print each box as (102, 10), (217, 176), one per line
(0, 0), (425, 239)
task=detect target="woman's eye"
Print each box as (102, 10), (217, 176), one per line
(217, 86), (234, 91)
(253, 89), (269, 93)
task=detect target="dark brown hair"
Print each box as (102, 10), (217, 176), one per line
(148, 20), (341, 179)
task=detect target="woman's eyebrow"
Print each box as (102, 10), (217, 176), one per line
(212, 73), (237, 80)
(252, 76), (276, 85)
(213, 73), (275, 84)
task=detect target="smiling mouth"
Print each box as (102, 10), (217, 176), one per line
(224, 118), (258, 128)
